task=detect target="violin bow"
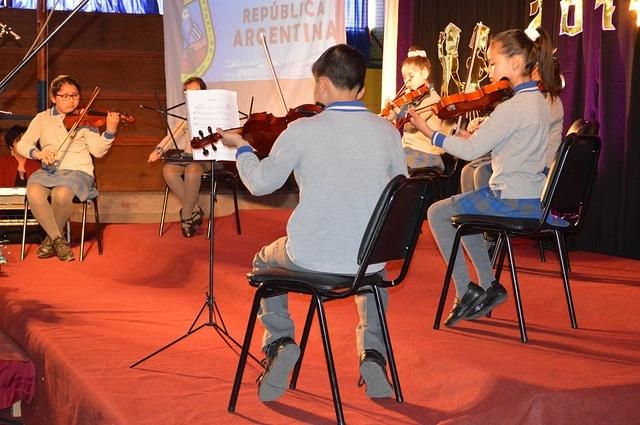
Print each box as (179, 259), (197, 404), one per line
(259, 32), (288, 115)
(45, 86), (100, 170)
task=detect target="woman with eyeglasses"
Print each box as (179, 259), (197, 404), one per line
(147, 76), (210, 238)
(15, 75), (120, 261)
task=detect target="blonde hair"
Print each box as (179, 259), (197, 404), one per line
(402, 46), (432, 84)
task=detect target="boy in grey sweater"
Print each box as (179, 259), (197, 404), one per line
(218, 44), (407, 402)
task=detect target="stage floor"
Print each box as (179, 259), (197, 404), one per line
(1, 210), (639, 424)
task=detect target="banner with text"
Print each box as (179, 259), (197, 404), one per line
(164, 0), (345, 127)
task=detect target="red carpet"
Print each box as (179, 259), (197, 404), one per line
(1, 210), (639, 424)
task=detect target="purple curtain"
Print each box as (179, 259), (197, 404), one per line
(543, 1), (639, 257)
(404, 0), (639, 258)
(397, 0), (414, 90)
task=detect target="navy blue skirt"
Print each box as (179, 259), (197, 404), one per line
(27, 168), (97, 201)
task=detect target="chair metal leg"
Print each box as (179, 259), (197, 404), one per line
(491, 234), (504, 268)
(538, 239), (547, 262)
(558, 233), (572, 272)
(80, 202), (88, 262)
(494, 237), (507, 282)
(504, 235), (528, 343)
(228, 285), (264, 413)
(314, 295), (345, 425)
(555, 230), (578, 328)
(20, 198), (28, 260)
(433, 230), (463, 329)
(159, 185), (169, 237)
(93, 198), (102, 255)
(372, 285), (403, 403)
(486, 235), (508, 319)
(290, 298), (316, 389)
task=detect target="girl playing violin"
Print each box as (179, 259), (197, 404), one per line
(147, 76), (210, 238)
(16, 75), (120, 261)
(408, 27), (558, 326)
(460, 55), (564, 193)
(386, 47), (446, 171)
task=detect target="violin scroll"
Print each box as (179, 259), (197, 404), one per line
(190, 126), (223, 150)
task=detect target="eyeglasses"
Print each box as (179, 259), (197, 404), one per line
(55, 93), (80, 100)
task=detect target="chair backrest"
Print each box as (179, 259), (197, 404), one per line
(540, 133), (601, 229)
(354, 174), (430, 285)
(566, 118), (600, 137)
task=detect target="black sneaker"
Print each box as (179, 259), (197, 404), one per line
(465, 281), (508, 320)
(444, 282), (486, 327)
(358, 349), (393, 398)
(257, 336), (300, 402)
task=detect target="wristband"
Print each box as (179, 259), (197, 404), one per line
(235, 145), (254, 159)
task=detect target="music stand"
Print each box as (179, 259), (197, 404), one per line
(130, 153), (260, 368)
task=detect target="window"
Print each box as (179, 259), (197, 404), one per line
(1, 0), (161, 14)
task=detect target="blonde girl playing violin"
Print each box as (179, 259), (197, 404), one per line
(16, 75), (120, 261)
(386, 47), (445, 171)
(408, 27), (560, 326)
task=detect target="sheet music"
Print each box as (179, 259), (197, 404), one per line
(186, 89), (241, 161)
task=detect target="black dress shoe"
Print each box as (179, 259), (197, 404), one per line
(444, 282), (486, 327)
(465, 281), (508, 320)
(179, 209), (196, 238)
(191, 206), (204, 227)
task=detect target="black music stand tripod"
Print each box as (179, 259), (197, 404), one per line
(130, 157), (260, 368)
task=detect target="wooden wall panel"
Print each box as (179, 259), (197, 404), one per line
(0, 9), (168, 191)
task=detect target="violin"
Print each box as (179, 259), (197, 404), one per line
(190, 103), (323, 158)
(63, 109), (135, 130)
(381, 83), (432, 118)
(432, 79), (512, 120)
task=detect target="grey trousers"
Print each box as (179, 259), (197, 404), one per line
(427, 198), (496, 297)
(253, 236), (388, 357)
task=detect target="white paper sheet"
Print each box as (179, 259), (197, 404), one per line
(186, 89), (241, 161)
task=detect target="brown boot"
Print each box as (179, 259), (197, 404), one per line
(36, 236), (56, 258)
(52, 236), (75, 262)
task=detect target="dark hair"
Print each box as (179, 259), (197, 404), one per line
(4, 125), (27, 149)
(183, 76), (207, 90)
(311, 44), (366, 92)
(551, 56), (564, 96)
(50, 75), (81, 97)
(491, 27), (559, 98)
(402, 46), (433, 84)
